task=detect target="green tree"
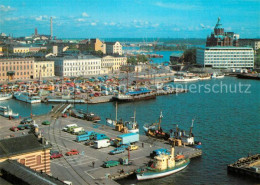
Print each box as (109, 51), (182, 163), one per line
(137, 54), (148, 63)
(183, 48), (197, 64)
(127, 56), (137, 65)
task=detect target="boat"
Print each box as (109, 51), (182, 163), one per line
(113, 88), (156, 102)
(124, 110), (139, 133)
(0, 93), (13, 101)
(143, 111), (170, 140)
(0, 106), (19, 118)
(14, 92), (41, 104)
(236, 73), (260, 80)
(84, 112), (101, 122)
(173, 76), (199, 82)
(136, 147), (190, 180)
(211, 73), (225, 78)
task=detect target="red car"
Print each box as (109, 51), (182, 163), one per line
(50, 153), (63, 159)
(10, 126), (19, 132)
(66, 149), (79, 156)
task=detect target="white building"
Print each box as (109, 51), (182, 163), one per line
(105, 41), (123, 56)
(53, 55), (101, 77)
(197, 47), (254, 68)
(101, 55), (127, 74)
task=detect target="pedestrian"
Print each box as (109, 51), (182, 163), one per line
(92, 161), (95, 168)
(142, 142), (144, 148)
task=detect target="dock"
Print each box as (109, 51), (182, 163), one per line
(0, 105), (202, 185)
(227, 154), (260, 179)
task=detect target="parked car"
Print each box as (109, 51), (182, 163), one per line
(66, 149), (79, 156)
(17, 125), (26, 130)
(85, 140), (95, 146)
(127, 145), (139, 151)
(10, 126), (19, 132)
(109, 147), (125, 155)
(20, 117), (33, 124)
(103, 160), (120, 168)
(50, 153), (63, 159)
(42, 120), (50, 125)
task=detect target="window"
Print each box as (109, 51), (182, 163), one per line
(36, 155), (41, 165)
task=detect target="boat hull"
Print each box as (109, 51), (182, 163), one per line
(113, 94), (156, 102)
(0, 94), (13, 101)
(136, 161), (189, 180)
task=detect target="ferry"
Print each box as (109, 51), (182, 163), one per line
(136, 147), (190, 180)
(113, 88), (156, 102)
(0, 93), (13, 101)
(211, 73), (225, 78)
(0, 106), (19, 118)
(13, 92), (41, 104)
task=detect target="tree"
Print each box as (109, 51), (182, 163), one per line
(127, 56), (137, 65)
(137, 54), (148, 64)
(183, 48), (197, 64)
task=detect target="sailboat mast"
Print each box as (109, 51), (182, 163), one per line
(115, 101), (118, 123)
(134, 109), (136, 123)
(158, 111), (162, 130)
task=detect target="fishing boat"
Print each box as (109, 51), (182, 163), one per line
(143, 111), (170, 140)
(113, 88), (156, 102)
(136, 147), (190, 180)
(0, 93), (13, 101)
(124, 110), (139, 133)
(0, 106), (19, 118)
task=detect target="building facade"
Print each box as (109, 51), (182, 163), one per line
(90, 38), (106, 54)
(206, 18), (239, 47)
(34, 60), (55, 79)
(54, 55), (101, 77)
(196, 47), (254, 68)
(0, 135), (51, 174)
(101, 55), (127, 73)
(105, 41), (123, 55)
(239, 39), (260, 51)
(0, 58), (34, 82)
(12, 47), (30, 53)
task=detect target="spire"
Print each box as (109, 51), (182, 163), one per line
(215, 17), (223, 29)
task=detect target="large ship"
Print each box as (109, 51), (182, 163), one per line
(0, 93), (13, 101)
(136, 147), (190, 180)
(113, 88), (156, 102)
(173, 76), (199, 82)
(14, 92), (41, 104)
(0, 106), (19, 118)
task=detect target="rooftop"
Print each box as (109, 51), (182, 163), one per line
(0, 134), (51, 158)
(0, 160), (66, 185)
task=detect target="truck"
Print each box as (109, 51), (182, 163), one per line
(72, 127), (84, 135)
(94, 139), (111, 149)
(76, 131), (96, 142)
(94, 133), (110, 140)
(113, 133), (139, 147)
(62, 124), (78, 132)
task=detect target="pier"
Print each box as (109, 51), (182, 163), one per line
(227, 154), (260, 179)
(0, 105), (202, 185)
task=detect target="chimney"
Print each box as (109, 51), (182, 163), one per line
(50, 17), (53, 40)
(171, 146), (175, 157)
(35, 28), (38, 36)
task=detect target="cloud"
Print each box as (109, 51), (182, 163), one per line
(0, 5), (15, 12)
(91, 22), (97, 26)
(82, 12), (89, 17)
(4, 17), (20, 21)
(35, 15), (49, 21)
(154, 2), (198, 10)
(109, 22), (116, 26)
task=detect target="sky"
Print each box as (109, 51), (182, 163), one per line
(0, 0), (259, 38)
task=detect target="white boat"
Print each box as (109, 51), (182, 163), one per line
(173, 76), (199, 82)
(14, 92), (41, 104)
(0, 106), (19, 118)
(211, 73), (225, 79)
(0, 93), (13, 101)
(199, 76), (211, 80)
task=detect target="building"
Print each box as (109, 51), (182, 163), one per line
(101, 55), (127, 73)
(206, 18), (239, 47)
(0, 160), (66, 185)
(105, 41), (123, 55)
(0, 58), (34, 82)
(239, 39), (260, 52)
(196, 47), (254, 68)
(53, 54), (101, 77)
(12, 46), (30, 53)
(90, 38), (106, 54)
(170, 52), (184, 64)
(0, 134), (51, 174)
(34, 60), (55, 79)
